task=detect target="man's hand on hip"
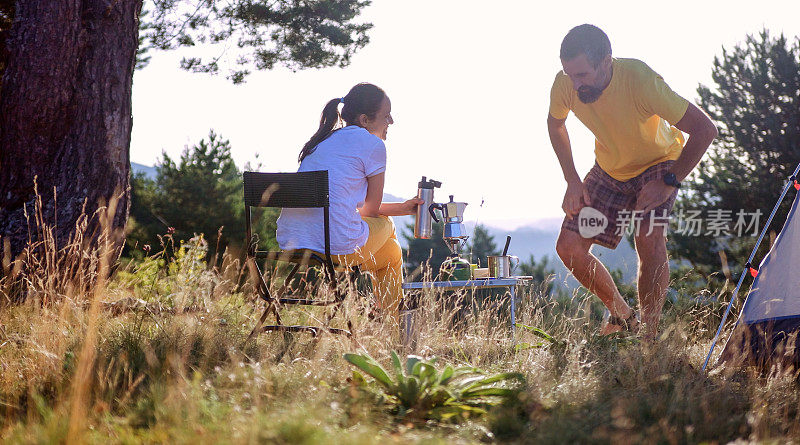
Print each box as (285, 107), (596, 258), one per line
(563, 180), (591, 220)
(635, 180), (675, 213)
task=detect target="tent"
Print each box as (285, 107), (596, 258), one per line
(704, 162), (800, 371)
(719, 190), (800, 369)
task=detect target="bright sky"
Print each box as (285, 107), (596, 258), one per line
(130, 0), (800, 230)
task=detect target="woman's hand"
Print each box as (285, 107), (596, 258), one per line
(376, 197), (424, 216)
(400, 197), (424, 215)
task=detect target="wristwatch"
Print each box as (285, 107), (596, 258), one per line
(663, 172), (682, 189)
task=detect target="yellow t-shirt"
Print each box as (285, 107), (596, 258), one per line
(549, 58), (689, 181)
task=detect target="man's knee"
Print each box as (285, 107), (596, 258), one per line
(556, 229), (589, 264)
(634, 226), (667, 254)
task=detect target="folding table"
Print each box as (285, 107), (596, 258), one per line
(401, 276), (533, 341)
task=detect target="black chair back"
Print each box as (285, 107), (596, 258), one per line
(243, 169), (333, 261)
(243, 171), (329, 208)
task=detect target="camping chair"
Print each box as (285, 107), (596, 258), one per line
(243, 170), (358, 340)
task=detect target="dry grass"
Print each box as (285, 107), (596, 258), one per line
(2, 220), (800, 443)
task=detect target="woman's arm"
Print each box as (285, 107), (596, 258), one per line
(358, 172), (422, 217)
(358, 173), (384, 218)
(379, 200), (423, 216)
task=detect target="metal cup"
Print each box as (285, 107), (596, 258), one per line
(487, 255), (519, 278)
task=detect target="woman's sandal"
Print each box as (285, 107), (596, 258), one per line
(607, 310), (641, 333)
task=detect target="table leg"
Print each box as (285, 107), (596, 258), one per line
(510, 285), (516, 344)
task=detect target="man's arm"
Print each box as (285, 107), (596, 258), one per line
(548, 113), (591, 219)
(634, 103), (717, 212)
(669, 103), (718, 181)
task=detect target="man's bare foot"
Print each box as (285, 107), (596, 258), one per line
(599, 309), (640, 336)
(599, 321), (623, 335)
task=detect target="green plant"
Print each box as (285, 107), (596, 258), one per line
(114, 234), (211, 307)
(514, 323), (567, 351)
(343, 351), (523, 423)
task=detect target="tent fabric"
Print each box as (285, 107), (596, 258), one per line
(720, 317), (800, 368)
(741, 192), (800, 324)
(719, 192), (800, 368)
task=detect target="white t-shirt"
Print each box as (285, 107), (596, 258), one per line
(276, 126), (387, 254)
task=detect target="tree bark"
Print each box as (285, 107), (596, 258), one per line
(0, 0), (141, 262)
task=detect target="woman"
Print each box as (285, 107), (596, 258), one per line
(276, 83), (421, 323)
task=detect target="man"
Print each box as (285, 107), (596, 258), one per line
(548, 24), (717, 337)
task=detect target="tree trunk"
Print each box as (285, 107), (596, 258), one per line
(0, 0), (141, 263)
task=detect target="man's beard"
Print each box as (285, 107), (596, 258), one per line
(577, 85), (603, 104)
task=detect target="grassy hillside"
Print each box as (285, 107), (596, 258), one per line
(2, 234), (799, 444)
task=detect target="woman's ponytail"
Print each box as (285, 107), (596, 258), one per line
(299, 98), (342, 162)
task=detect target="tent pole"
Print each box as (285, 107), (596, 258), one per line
(702, 162), (800, 371)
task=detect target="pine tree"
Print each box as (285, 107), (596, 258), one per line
(127, 131), (278, 261)
(669, 30), (800, 286)
(518, 255), (557, 296)
(401, 222), (451, 281)
(465, 224), (499, 267)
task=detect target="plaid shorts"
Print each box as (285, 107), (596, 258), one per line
(561, 160), (679, 249)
